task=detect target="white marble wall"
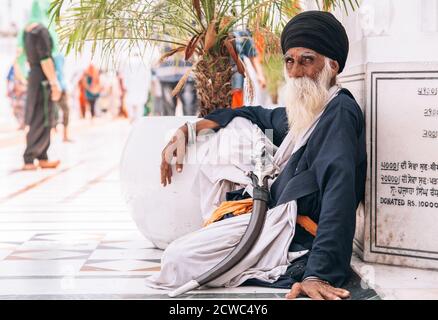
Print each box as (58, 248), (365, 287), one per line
(333, 0), (438, 269)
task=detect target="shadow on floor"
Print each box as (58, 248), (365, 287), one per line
(344, 270), (380, 300)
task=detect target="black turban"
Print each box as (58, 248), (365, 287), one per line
(280, 11), (349, 73)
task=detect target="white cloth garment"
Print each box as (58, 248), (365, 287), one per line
(145, 85), (341, 290)
(191, 117), (276, 221)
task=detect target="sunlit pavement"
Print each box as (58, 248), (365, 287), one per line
(0, 117), (290, 300)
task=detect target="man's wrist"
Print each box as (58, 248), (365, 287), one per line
(49, 80), (60, 88)
(179, 124), (189, 145)
(302, 276), (330, 285)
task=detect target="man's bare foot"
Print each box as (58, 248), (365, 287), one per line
(63, 138), (74, 143)
(22, 163), (38, 171)
(38, 160), (61, 169)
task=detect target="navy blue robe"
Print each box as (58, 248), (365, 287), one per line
(204, 88), (367, 287)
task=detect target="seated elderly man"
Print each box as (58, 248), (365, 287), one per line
(147, 11), (366, 300)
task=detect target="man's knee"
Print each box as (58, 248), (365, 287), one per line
(163, 241), (190, 263)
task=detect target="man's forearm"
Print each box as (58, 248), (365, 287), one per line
(180, 119), (220, 143)
(249, 56), (265, 80)
(40, 58), (59, 86)
(195, 119), (220, 134)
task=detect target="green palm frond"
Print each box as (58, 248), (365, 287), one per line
(50, 0), (358, 59)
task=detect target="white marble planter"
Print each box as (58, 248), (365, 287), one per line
(120, 117), (203, 249)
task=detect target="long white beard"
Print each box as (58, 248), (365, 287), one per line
(284, 58), (334, 141)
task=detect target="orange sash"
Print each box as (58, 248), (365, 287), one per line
(204, 199), (318, 237)
(204, 198), (253, 226)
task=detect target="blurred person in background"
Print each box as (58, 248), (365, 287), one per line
(18, 0), (61, 170)
(53, 53), (72, 142)
(116, 71), (128, 118)
(95, 69), (112, 116)
(119, 51), (149, 123)
(146, 69), (163, 116)
(83, 63), (101, 121)
(6, 59), (27, 130)
(95, 69), (123, 118)
(77, 72), (87, 118)
(180, 74), (198, 116)
(154, 46), (198, 116)
(230, 29), (267, 108)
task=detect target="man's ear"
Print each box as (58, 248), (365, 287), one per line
(329, 60), (339, 75)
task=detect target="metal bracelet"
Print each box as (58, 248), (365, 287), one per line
(302, 276), (330, 285)
(186, 121), (196, 146)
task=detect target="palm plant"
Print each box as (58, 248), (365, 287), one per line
(50, 0), (359, 116)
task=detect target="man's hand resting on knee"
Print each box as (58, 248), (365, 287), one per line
(285, 278), (350, 300)
(160, 119), (219, 187)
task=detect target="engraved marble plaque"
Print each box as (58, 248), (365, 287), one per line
(367, 66), (438, 267)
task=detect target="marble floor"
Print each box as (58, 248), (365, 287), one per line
(0, 118), (289, 300)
